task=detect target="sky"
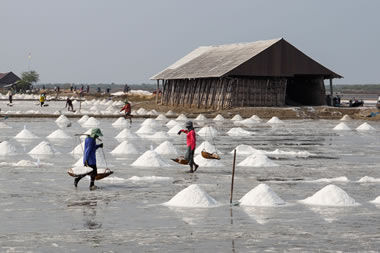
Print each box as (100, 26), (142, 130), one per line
(1, 0), (379, 85)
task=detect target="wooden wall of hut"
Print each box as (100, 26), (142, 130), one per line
(161, 78), (287, 109)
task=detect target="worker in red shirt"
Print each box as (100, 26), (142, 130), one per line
(178, 121), (199, 173)
(120, 100), (132, 124)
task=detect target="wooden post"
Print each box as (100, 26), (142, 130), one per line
(329, 78), (333, 106)
(230, 149), (237, 204)
(156, 80), (159, 104)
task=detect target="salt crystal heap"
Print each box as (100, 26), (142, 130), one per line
(136, 125), (156, 134)
(154, 141), (178, 155)
(299, 184), (358, 206)
(356, 122), (375, 131)
(231, 145), (258, 156)
(213, 114), (225, 121)
(163, 184), (219, 208)
(82, 117), (100, 127)
(195, 114), (207, 121)
(111, 141), (140, 154)
(147, 131), (170, 139)
(47, 129), (72, 139)
(28, 141), (58, 155)
(333, 122), (351, 131)
(239, 184), (286, 206)
(195, 141), (222, 154)
(71, 143), (84, 155)
(155, 114), (168, 121)
(0, 141), (17, 155)
(267, 116), (283, 124)
(227, 127), (252, 136)
(14, 160), (37, 167)
(55, 115), (71, 125)
(167, 125), (183, 135)
(166, 110), (176, 116)
(141, 118), (160, 128)
(115, 128), (139, 139)
(239, 118), (260, 125)
(358, 176), (380, 183)
(197, 126), (218, 137)
(14, 126), (39, 139)
(112, 117), (128, 128)
(250, 115), (261, 121)
(78, 115), (89, 124)
(370, 196), (380, 204)
(131, 150), (170, 167)
(176, 114), (188, 121)
(166, 120), (178, 127)
(147, 109), (159, 116)
(137, 108), (148, 115)
(194, 155), (222, 167)
(340, 114), (352, 121)
(231, 114), (243, 121)
(238, 153), (279, 167)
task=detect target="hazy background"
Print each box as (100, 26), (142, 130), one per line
(1, 0), (379, 84)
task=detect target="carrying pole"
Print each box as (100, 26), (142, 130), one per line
(230, 149), (237, 204)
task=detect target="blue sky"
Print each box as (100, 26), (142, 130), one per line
(1, 0), (379, 84)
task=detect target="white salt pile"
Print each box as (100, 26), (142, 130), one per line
(78, 115), (89, 124)
(28, 141), (58, 155)
(137, 108), (148, 115)
(131, 150), (171, 167)
(238, 153), (279, 167)
(128, 176), (174, 183)
(90, 105), (99, 111)
(239, 118), (260, 125)
(340, 114), (352, 121)
(357, 176), (380, 183)
(250, 115), (261, 121)
(80, 129), (92, 140)
(166, 120), (179, 127)
(0, 122), (12, 128)
(112, 117), (128, 127)
(309, 176), (349, 183)
(115, 128), (139, 139)
(227, 127), (252, 136)
(167, 124), (184, 135)
(231, 114), (243, 121)
(370, 196), (380, 204)
(70, 143), (84, 155)
(55, 115), (71, 125)
(239, 184), (286, 206)
(166, 110), (176, 116)
(14, 126), (39, 139)
(267, 116), (283, 124)
(136, 125), (156, 134)
(356, 122), (375, 131)
(82, 117), (100, 127)
(195, 114), (207, 121)
(154, 141), (178, 155)
(147, 131), (170, 139)
(213, 114), (225, 121)
(264, 149), (312, 158)
(163, 184), (219, 208)
(299, 184), (358, 206)
(147, 109), (159, 116)
(0, 141), (17, 155)
(141, 118), (160, 128)
(197, 126), (218, 137)
(14, 160), (37, 167)
(111, 141), (140, 154)
(195, 141), (222, 154)
(47, 129), (72, 139)
(155, 114), (168, 121)
(333, 122), (351, 131)
(194, 155), (223, 167)
(176, 114), (188, 121)
(230, 145), (258, 155)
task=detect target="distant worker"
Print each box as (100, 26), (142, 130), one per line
(120, 100), (132, 124)
(65, 97), (74, 111)
(177, 121), (199, 173)
(7, 89), (13, 104)
(39, 93), (46, 107)
(74, 128), (104, 190)
(86, 85), (90, 93)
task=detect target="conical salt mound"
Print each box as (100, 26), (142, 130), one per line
(231, 145), (259, 155)
(231, 114), (243, 121)
(147, 131), (170, 139)
(82, 117), (100, 127)
(70, 143), (84, 155)
(333, 122), (351, 131)
(137, 108), (148, 115)
(213, 114), (225, 121)
(90, 105), (99, 111)
(239, 184), (286, 206)
(0, 141), (17, 155)
(141, 118), (160, 128)
(55, 115), (71, 124)
(197, 126), (218, 137)
(238, 153), (279, 167)
(299, 184), (358, 206)
(111, 141), (140, 154)
(195, 141), (222, 154)
(131, 150), (170, 167)
(115, 128), (139, 139)
(14, 126), (39, 139)
(14, 160), (37, 167)
(227, 127), (252, 136)
(267, 116), (283, 124)
(166, 110), (176, 116)
(167, 125), (183, 135)
(154, 141), (178, 155)
(166, 120), (179, 127)
(250, 115), (261, 121)
(195, 114), (207, 121)
(370, 196), (380, 204)
(136, 125), (156, 134)
(80, 129), (92, 140)
(28, 141), (58, 155)
(340, 114), (352, 121)
(112, 117), (128, 127)
(0, 122), (12, 128)
(239, 118), (260, 125)
(78, 115), (89, 124)
(176, 114), (187, 121)
(147, 109), (159, 116)
(356, 122), (375, 131)
(47, 129), (72, 139)
(163, 184), (219, 208)
(155, 114), (168, 121)
(194, 155), (223, 167)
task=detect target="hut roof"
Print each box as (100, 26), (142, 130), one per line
(151, 38), (342, 80)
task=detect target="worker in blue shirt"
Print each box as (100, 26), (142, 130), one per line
(74, 128), (104, 190)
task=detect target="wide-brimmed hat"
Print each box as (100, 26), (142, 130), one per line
(90, 128), (103, 138)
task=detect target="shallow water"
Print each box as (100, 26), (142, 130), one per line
(1, 115), (380, 252)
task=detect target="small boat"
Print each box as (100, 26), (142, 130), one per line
(201, 150), (221, 160)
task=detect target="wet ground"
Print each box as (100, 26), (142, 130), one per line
(1, 112), (380, 252)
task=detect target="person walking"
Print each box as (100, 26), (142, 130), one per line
(178, 121), (199, 173)
(39, 93), (46, 107)
(120, 100), (132, 124)
(7, 89), (13, 104)
(74, 128), (104, 190)
(65, 97), (74, 111)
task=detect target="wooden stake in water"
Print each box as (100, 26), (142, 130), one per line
(230, 149), (237, 204)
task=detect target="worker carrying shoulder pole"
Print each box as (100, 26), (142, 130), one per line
(120, 99), (132, 124)
(178, 121), (199, 173)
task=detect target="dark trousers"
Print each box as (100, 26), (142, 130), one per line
(9, 95), (12, 104)
(186, 146), (197, 169)
(75, 164), (97, 186)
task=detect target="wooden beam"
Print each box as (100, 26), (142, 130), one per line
(329, 78), (333, 106)
(156, 80), (159, 104)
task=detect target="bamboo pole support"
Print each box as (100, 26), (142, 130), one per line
(230, 149), (237, 204)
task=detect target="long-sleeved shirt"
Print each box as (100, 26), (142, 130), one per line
(179, 129), (196, 151)
(83, 137), (101, 165)
(120, 103), (131, 113)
